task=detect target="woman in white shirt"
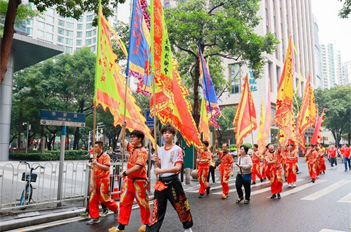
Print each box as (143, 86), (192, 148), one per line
(235, 145), (253, 204)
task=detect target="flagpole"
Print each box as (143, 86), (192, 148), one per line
(121, 78), (128, 173)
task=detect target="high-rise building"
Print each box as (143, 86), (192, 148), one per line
(24, 2), (119, 54)
(313, 15), (323, 88)
(320, 43), (343, 89)
(219, 0), (316, 144)
(342, 61), (351, 85)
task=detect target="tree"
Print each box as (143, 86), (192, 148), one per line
(314, 85), (351, 146)
(216, 106), (236, 144)
(338, 0), (351, 18)
(0, 0), (125, 85)
(165, 0), (278, 128)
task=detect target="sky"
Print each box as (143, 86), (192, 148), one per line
(311, 0), (351, 62)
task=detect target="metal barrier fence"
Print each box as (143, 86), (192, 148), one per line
(0, 161), (122, 212)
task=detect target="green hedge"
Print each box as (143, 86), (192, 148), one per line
(10, 150), (89, 161)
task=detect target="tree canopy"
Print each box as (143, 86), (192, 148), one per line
(165, 0), (278, 126)
(314, 85), (351, 146)
(338, 0), (351, 18)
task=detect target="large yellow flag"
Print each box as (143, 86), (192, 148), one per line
(94, 3), (154, 143)
(296, 75), (317, 152)
(233, 75), (257, 147)
(274, 37), (295, 143)
(257, 100), (265, 151)
(199, 97), (211, 143)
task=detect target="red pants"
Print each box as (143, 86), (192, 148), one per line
(118, 178), (150, 225)
(219, 165), (231, 195)
(261, 161), (267, 178)
(308, 162), (317, 180)
(251, 162), (262, 182)
(319, 157), (326, 173)
(89, 178), (118, 219)
(197, 165), (209, 195)
(270, 166), (283, 194)
(285, 162), (297, 184)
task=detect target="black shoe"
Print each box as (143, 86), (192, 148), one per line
(311, 179), (315, 183)
(260, 179), (263, 183)
(270, 194), (276, 199)
(323, 171), (325, 174)
(251, 181), (256, 185)
(277, 193), (281, 199)
(206, 187), (211, 195)
(199, 194), (204, 198)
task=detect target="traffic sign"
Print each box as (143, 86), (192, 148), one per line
(145, 110), (154, 128)
(40, 110), (86, 127)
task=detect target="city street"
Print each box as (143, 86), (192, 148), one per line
(11, 159), (351, 232)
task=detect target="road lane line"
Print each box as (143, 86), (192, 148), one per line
(301, 180), (351, 201)
(337, 192), (351, 203)
(319, 229), (346, 232)
(280, 179), (327, 198)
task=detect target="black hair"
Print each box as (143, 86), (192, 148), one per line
(202, 141), (209, 147)
(253, 144), (258, 148)
(266, 143), (273, 149)
(95, 141), (103, 147)
(160, 124), (176, 135)
(130, 130), (145, 142)
(240, 145), (249, 154)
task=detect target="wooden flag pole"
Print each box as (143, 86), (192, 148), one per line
(121, 76), (128, 173)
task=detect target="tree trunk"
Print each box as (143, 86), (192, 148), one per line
(17, 108), (23, 148)
(40, 126), (44, 153)
(48, 134), (55, 150)
(0, 0), (22, 84)
(74, 127), (80, 150)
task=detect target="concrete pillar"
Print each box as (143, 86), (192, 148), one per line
(0, 52), (14, 161)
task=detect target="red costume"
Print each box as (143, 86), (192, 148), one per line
(89, 153), (118, 219)
(197, 150), (211, 195)
(218, 151), (234, 198)
(251, 151), (262, 182)
(266, 151), (283, 194)
(318, 147), (326, 174)
(306, 150), (318, 181)
(118, 143), (150, 226)
(285, 150), (298, 184)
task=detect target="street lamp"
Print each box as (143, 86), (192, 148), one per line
(22, 122), (31, 154)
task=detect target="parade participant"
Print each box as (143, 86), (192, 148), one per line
(261, 152), (268, 180)
(196, 141), (212, 198)
(235, 145), (253, 204)
(327, 145), (338, 167)
(340, 144), (351, 171)
(264, 143), (283, 199)
(87, 141), (118, 225)
(214, 141), (234, 199)
(114, 122), (150, 232)
(304, 144), (318, 183)
(251, 144), (263, 185)
(280, 145), (288, 181)
(147, 125), (193, 232)
(207, 150), (216, 184)
(318, 144), (326, 175)
(285, 141), (298, 187)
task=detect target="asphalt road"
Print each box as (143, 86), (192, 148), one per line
(15, 159), (351, 232)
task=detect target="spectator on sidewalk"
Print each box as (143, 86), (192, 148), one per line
(327, 145), (338, 167)
(340, 144), (351, 171)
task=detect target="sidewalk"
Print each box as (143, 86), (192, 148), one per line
(0, 174), (206, 231)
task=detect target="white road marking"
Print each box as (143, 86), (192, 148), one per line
(337, 192), (351, 203)
(301, 180), (351, 201)
(319, 229), (346, 232)
(280, 179), (328, 197)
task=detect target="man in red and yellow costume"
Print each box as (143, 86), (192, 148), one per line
(113, 123), (150, 232)
(318, 144), (326, 175)
(251, 144), (263, 184)
(285, 141), (298, 187)
(196, 141), (212, 198)
(305, 144), (318, 183)
(87, 141), (118, 225)
(264, 143), (283, 199)
(214, 141), (234, 199)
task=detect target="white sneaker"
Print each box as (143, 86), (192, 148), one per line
(293, 182), (296, 187)
(288, 183), (291, 187)
(184, 228), (193, 232)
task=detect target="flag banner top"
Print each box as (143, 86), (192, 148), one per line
(150, 0), (202, 149)
(233, 74), (257, 147)
(126, 0), (152, 96)
(199, 97), (211, 143)
(310, 108), (326, 145)
(94, 3), (154, 144)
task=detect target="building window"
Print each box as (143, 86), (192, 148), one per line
(45, 33), (53, 41)
(86, 39), (92, 45)
(91, 46), (96, 52)
(86, 23), (93, 29)
(86, 31), (92, 37)
(66, 38), (73, 45)
(66, 30), (73, 37)
(65, 47), (73, 53)
(57, 36), (64, 43)
(58, 20), (65, 27)
(165, 2), (170, 8)
(87, 15), (93, 21)
(66, 22), (74, 29)
(229, 63), (240, 94)
(78, 16), (83, 22)
(77, 40), (82, 46)
(46, 24), (54, 32)
(46, 8), (55, 15)
(26, 19), (32, 25)
(37, 21), (45, 29)
(37, 30), (44, 38)
(77, 24), (83, 30)
(46, 16), (54, 24)
(77, 31), (82, 38)
(58, 28), (64, 35)
(26, 27), (33, 34)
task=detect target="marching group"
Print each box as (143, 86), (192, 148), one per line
(86, 123), (351, 232)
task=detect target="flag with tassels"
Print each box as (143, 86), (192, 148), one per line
(126, 0), (152, 96)
(150, 0), (202, 149)
(198, 43), (222, 128)
(257, 82), (272, 151)
(296, 75), (317, 152)
(310, 108), (326, 145)
(257, 100), (266, 151)
(94, 2), (154, 143)
(233, 74), (257, 147)
(199, 97), (211, 143)
(273, 37), (295, 144)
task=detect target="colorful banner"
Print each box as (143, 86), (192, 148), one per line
(310, 108), (326, 145)
(94, 2), (154, 144)
(233, 74), (257, 147)
(199, 97), (211, 143)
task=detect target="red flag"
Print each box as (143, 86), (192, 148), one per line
(310, 108), (326, 145)
(233, 74), (257, 147)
